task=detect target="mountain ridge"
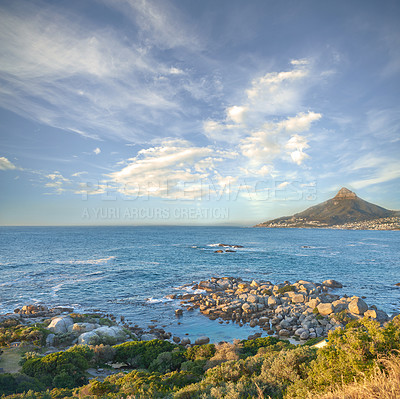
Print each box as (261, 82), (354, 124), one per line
(255, 187), (400, 230)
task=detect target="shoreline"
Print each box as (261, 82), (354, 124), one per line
(1, 276), (394, 347)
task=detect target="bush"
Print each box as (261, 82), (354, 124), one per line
(184, 344), (216, 361)
(91, 344), (116, 365)
(0, 373), (44, 395)
(277, 285), (296, 294)
(286, 316), (400, 397)
(22, 345), (93, 389)
(149, 350), (186, 373)
(113, 339), (177, 368)
(241, 336), (294, 357)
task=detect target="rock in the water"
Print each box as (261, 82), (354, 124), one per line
(348, 297), (368, 315)
(317, 303), (334, 316)
(47, 316), (74, 333)
(322, 280), (343, 288)
(195, 336), (210, 345)
(173, 336), (181, 343)
(175, 309), (183, 316)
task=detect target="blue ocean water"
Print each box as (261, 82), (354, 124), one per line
(0, 226), (399, 342)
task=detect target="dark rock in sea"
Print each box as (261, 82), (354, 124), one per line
(214, 250), (224, 253)
(175, 309), (183, 316)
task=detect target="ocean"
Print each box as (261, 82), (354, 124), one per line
(0, 226), (399, 342)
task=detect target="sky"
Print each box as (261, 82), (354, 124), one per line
(0, 0), (399, 226)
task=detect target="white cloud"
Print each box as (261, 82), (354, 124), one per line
(94, 148), (101, 155)
(227, 106), (247, 124)
(109, 139), (237, 199)
(0, 157), (18, 171)
(277, 111), (321, 133)
(239, 111), (319, 166)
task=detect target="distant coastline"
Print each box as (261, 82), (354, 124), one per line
(254, 216), (400, 230)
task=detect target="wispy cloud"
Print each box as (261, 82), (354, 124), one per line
(0, 156), (19, 171)
(0, 1), (207, 141)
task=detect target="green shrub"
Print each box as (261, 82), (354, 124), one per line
(22, 345), (93, 389)
(184, 344), (216, 361)
(277, 285), (296, 294)
(0, 373), (44, 395)
(286, 316), (400, 397)
(149, 350), (186, 373)
(113, 339), (177, 368)
(240, 336), (294, 357)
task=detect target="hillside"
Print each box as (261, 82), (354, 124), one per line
(255, 187), (400, 229)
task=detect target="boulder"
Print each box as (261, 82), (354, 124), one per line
(307, 298), (321, 309)
(300, 331), (310, 340)
(181, 338), (191, 346)
(47, 316), (74, 333)
(46, 333), (55, 346)
(317, 303), (334, 316)
(364, 309), (388, 322)
(78, 331), (100, 345)
(278, 329), (290, 337)
(292, 294), (305, 304)
(173, 336), (181, 343)
(322, 280), (343, 288)
(247, 295), (258, 303)
(78, 326), (127, 345)
(69, 322), (97, 334)
(141, 333), (158, 341)
(348, 298), (368, 315)
(195, 336), (210, 345)
(268, 296), (281, 307)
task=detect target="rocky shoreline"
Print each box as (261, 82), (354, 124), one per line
(170, 277), (391, 342)
(0, 277), (393, 350)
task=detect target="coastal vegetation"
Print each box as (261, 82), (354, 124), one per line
(1, 315), (400, 398)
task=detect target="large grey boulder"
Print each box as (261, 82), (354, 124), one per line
(77, 326), (127, 345)
(78, 331), (100, 345)
(348, 298), (368, 315)
(47, 316), (74, 333)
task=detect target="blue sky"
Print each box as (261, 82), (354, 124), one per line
(0, 0), (399, 226)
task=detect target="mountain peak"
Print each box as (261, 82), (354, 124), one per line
(334, 187), (357, 199)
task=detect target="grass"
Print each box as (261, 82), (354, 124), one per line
(310, 354), (400, 399)
(0, 347), (23, 373)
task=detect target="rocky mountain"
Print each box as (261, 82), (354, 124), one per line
(255, 187), (400, 229)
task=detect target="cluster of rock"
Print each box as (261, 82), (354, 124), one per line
(46, 315), (130, 346)
(173, 277), (390, 341)
(213, 243), (244, 254)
